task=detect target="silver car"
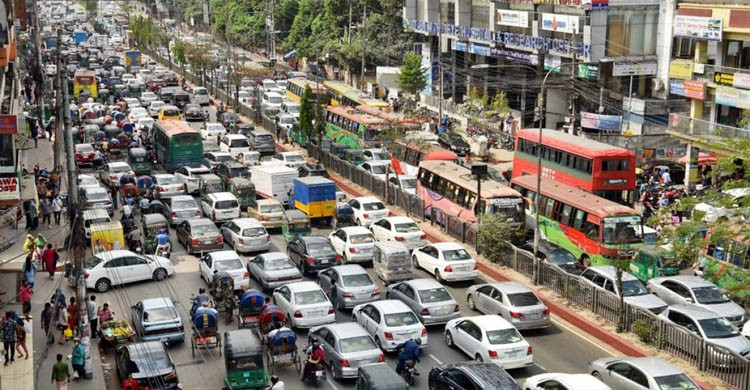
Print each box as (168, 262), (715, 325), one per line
(659, 304), (750, 359)
(153, 174), (185, 198)
(317, 265), (381, 310)
(308, 323), (385, 379)
(161, 195), (201, 226)
(386, 279), (460, 326)
(647, 276), (746, 326)
(589, 357), (700, 390)
(352, 300), (427, 352)
(465, 282), (551, 330)
(247, 252), (303, 291)
(578, 266), (667, 314)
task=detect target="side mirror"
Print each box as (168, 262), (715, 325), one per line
(685, 298), (694, 303)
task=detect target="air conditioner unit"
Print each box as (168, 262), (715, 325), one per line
(651, 78), (664, 92)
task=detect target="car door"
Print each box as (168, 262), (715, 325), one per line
(473, 285), (495, 314)
(440, 368), (479, 390)
(454, 320), (481, 357)
(394, 283), (417, 312)
(318, 269), (335, 292)
(273, 286), (292, 314)
(124, 255), (153, 283)
(199, 254), (213, 281)
(287, 240), (301, 264)
(116, 347), (131, 379)
(323, 330), (339, 363)
(348, 199), (361, 220)
(247, 255), (263, 280)
(660, 280), (693, 305)
(103, 257), (128, 286)
(360, 305), (380, 335)
(329, 230), (345, 255)
(221, 221), (236, 245)
(607, 362), (650, 390)
(418, 246), (437, 272)
(131, 302), (144, 334)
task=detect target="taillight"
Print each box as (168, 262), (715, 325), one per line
(454, 304), (460, 312)
(510, 312), (524, 318)
(178, 185), (184, 191)
(159, 187), (166, 192)
(335, 255), (342, 263)
(171, 212), (178, 219)
(293, 311), (303, 318)
(258, 215), (267, 221)
(212, 210), (216, 219)
(488, 350), (498, 359)
(544, 308), (551, 316)
(238, 237), (244, 244)
(363, 213), (370, 219)
(444, 265), (453, 272)
(216, 235), (223, 243)
(421, 328), (427, 336)
(328, 307), (334, 315)
(195, 211), (201, 217)
(191, 237), (200, 244)
(84, 272), (90, 279)
(378, 354), (386, 362)
(420, 308), (429, 316)
(384, 332), (393, 340)
(267, 235), (271, 242)
(243, 272), (249, 278)
(306, 257), (315, 264)
(420, 234), (427, 239)
(394, 236), (405, 241)
(473, 264), (479, 271)
(164, 372), (177, 380)
(342, 292), (354, 298)
(348, 247), (356, 253)
(340, 359), (350, 367)
(371, 289), (380, 296)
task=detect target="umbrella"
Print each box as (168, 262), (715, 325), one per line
(679, 152), (717, 165)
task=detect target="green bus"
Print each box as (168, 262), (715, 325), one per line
(153, 120), (204, 173)
(324, 105), (387, 150)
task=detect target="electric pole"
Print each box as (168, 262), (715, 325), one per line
(32, 0), (45, 148)
(360, 3), (366, 90)
(54, 29), (63, 171)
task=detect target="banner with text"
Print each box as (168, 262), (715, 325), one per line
(581, 112), (622, 131)
(670, 80), (705, 100)
(716, 86), (750, 109)
(496, 10), (529, 28)
(541, 14), (580, 34)
(673, 16), (723, 41)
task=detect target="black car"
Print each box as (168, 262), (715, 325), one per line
(428, 362), (519, 390)
(286, 236), (340, 275)
(437, 132), (471, 156)
(163, 73), (180, 87)
(183, 104), (204, 121)
(518, 239), (585, 275)
(298, 163), (329, 178)
(215, 161), (249, 184)
(116, 341), (181, 389)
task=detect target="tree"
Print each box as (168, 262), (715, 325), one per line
(476, 214), (515, 263)
(173, 39), (187, 74)
(489, 91), (511, 114)
(299, 85), (315, 143)
(397, 53), (427, 96)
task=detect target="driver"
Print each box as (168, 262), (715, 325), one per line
(395, 338), (422, 374)
(302, 336), (325, 381)
(155, 228), (171, 254)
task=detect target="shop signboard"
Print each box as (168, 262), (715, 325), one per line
(673, 16), (722, 41)
(715, 86), (750, 109)
(541, 14), (580, 34)
(613, 61), (657, 77)
(581, 112), (622, 131)
(0, 174), (19, 201)
(670, 80), (705, 100)
(732, 73), (750, 90)
(0, 114), (17, 135)
(496, 10), (529, 28)
(668, 60), (694, 80)
(713, 72), (734, 86)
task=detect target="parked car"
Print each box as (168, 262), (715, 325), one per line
(247, 199), (285, 229)
(174, 165), (212, 195)
(352, 300), (427, 352)
(588, 357), (699, 390)
(153, 173), (185, 198)
(523, 373), (611, 390)
(445, 315), (534, 369)
(115, 342), (181, 389)
(428, 362), (520, 390)
(357, 161), (393, 182)
(287, 235), (340, 275)
(369, 216), (426, 251)
(658, 304), (750, 358)
(273, 151), (306, 169)
(198, 250), (249, 290)
(438, 132), (471, 156)
(388, 175), (417, 195)
(83, 250), (174, 292)
(317, 264), (381, 310)
(413, 242), (479, 283)
(192, 87), (209, 106)
(308, 323), (385, 379)
(348, 196), (390, 227)
(161, 195), (201, 226)
(78, 174), (102, 194)
(220, 218), (270, 253)
(247, 252), (303, 291)
(578, 266), (667, 314)
(647, 276), (746, 326)
(99, 161), (135, 187)
(465, 282), (551, 330)
(273, 281), (335, 329)
(386, 279), (460, 325)
(200, 192), (240, 223)
(327, 226), (376, 264)
(131, 297), (185, 344)
(74, 143), (97, 166)
(176, 218), (224, 255)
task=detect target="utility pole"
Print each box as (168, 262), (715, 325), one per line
(265, 0), (275, 61)
(54, 29), (63, 171)
(360, 3), (366, 90)
(438, 5), (443, 124)
(32, 0), (45, 145)
(347, 2), (352, 83)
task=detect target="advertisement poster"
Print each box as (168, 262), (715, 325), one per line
(0, 114), (17, 135)
(674, 16), (723, 41)
(496, 10), (529, 28)
(541, 14), (580, 34)
(581, 112), (622, 131)
(0, 174), (19, 201)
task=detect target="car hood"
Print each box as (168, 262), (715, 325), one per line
(702, 301), (746, 319)
(265, 268), (301, 279)
(623, 293), (666, 311)
(708, 335), (750, 355)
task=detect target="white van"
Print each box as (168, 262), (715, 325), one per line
(83, 209), (112, 240)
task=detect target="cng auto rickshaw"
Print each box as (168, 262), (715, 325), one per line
(223, 329), (267, 390)
(373, 242), (414, 285)
(629, 246), (680, 282)
(226, 177), (257, 211)
(281, 209), (311, 242)
(356, 362), (408, 390)
(141, 213), (170, 255)
(199, 174), (225, 199)
(128, 147), (151, 175)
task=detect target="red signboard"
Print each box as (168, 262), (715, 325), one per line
(684, 80), (706, 100)
(0, 176), (19, 200)
(0, 115), (16, 134)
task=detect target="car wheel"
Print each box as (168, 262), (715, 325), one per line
(330, 361), (340, 380)
(475, 354), (483, 362)
(357, 218), (363, 226)
(385, 292), (391, 299)
(153, 268), (167, 281)
(467, 295), (476, 311)
(342, 253), (348, 264)
(435, 269), (445, 283)
(187, 244), (193, 254)
(375, 336), (384, 352)
(95, 278), (111, 293)
(412, 256), (420, 270)
(445, 331), (454, 348)
(591, 371), (602, 380)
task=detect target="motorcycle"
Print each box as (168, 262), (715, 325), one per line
(127, 238), (142, 254)
(401, 360), (418, 386)
(301, 361), (326, 387)
(156, 245), (171, 259)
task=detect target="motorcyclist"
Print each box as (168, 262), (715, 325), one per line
(155, 228), (171, 255)
(302, 336), (325, 381)
(126, 228), (142, 252)
(268, 375), (284, 390)
(138, 196), (150, 216)
(121, 206), (136, 233)
(395, 338), (422, 375)
(204, 110), (210, 122)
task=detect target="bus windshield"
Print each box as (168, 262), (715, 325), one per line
(487, 198), (524, 223)
(602, 216), (642, 245)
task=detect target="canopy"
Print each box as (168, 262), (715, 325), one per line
(679, 152), (717, 165)
(258, 305), (284, 325)
(192, 309), (218, 329)
(239, 290), (265, 309)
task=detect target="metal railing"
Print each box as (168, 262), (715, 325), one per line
(668, 113), (750, 139)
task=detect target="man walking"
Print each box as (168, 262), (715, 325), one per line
(87, 295), (98, 339)
(52, 195), (63, 225)
(51, 353), (71, 389)
(2, 311), (18, 365)
(41, 197), (52, 228)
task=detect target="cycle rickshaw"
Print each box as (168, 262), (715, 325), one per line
(191, 308), (222, 357)
(237, 290), (265, 329)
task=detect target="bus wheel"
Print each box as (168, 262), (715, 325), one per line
(581, 255), (591, 268)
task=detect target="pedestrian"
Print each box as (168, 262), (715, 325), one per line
(287, 188), (294, 210)
(111, 186), (119, 209)
(56, 302), (68, 345)
(43, 244), (57, 278)
(97, 302), (113, 325)
(2, 311), (18, 365)
(70, 337), (85, 379)
(22, 255), (37, 288)
(52, 195), (63, 225)
(15, 318), (29, 359)
(23, 200), (32, 229)
(41, 302), (53, 341)
(67, 297), (78, 336)
(31, 123), (39, 148)
(19, 281), (33, 320)
(328, 283), (338, 311)
(51, 353), (71, 389)
(87, 295), (98, 339)
(29, 201), (38, 230)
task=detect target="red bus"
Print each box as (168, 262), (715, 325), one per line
(391, 140), (457, 177)
(513, 129), (636, 206)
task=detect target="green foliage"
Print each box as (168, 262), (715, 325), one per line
(172, 39), (187, 65)
(739, 109), (750, 129)
(632, 320), (659, 344)
(397, 53), (427, 96)
(489, 91), (510, 114)
(299, 85), (315, 139)
(476, 214), (515, 262)
(130, 16), (154, 48)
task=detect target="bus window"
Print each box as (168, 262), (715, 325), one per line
(559, 204), (573, 226)
(583, 221), (600, 240)
(544, 198), (556, 219)
(573, 209), (586, 230)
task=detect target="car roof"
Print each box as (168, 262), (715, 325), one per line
(225, 134), (247, 139)
(354, 196), (382, 203)
(654, 275), (713, 288)
(96, 249), (132, 259)
(258, 251), (289, 261)
(667, 303), (725, 320)
(604, 357), (687, 377)
(279, 151), (302, 156)
(465, 315), (515, 330)
(330, 264), (368, 276)
(488, 281), (534, 295)
(430, 242), (464, 251)
(153, 173), (176, 179)
(365, 160), (390, 166)
(256, 199), (282, 206)
(142, 213), (167, 224)
(326, 323), (369, 338)
(377, 216), (418, 225)
(233, 218), (264, 228)
(300, 235), (329, 244)
(437, 362), (517, 387)
(403, 278), (444, 290)
(86, 186), (107, 194)
(208, 250), (242, 261)
(369, 300), (412, 314)
(140, 297), (175, 309)
(527, 373), (608, 388)
(587, 265), (637, 281)
(287, 281), (324, 292)
(109, 161), (130, 168)
(219, 161), (244, 168)
(208, 192), (236, 200)
(168, 195), (194, 202)
(188, 218), (215, 226)
(338, 226), (371, 235)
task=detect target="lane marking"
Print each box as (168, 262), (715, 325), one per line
(429, 354), (444, 365)
(326, 375), (340, 390)
(551, 317), (619, 357)
(534, 362), (547, 371)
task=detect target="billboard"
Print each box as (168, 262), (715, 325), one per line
(674, 16), (722, 41)
(496, 10), (529, 28)
(0, 114), (17, 135)
(541, 14), (580, 34)
(0, 175), (19, 201)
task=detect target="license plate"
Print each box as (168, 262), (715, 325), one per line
(202, 240), (212, 244)
(356, 293), (370, 299)
(526, 313), (541, 319)
(315, 371), (323, 378)
(319, 259), (329, 264)
(309, 311), (324, 317)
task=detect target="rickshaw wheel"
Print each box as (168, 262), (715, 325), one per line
(191, 336), (196, 357)
(266, 349), (275, 375)
(293, 350), (301, 373)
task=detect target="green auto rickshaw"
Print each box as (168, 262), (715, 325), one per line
(223, 329), (267, 390)
(142, 213), (170, 255)
(226, 177), (257, 211)
(628, 245), (680, 282)
(356, 363), (408, 390)
(281, 209), (311, 243)
(128, 147), (151, 175)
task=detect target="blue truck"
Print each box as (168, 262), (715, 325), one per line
(74, 30), (88, 45)
(293, 177), (336, 224)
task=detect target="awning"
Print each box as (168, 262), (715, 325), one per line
(283, 49), (297, 61)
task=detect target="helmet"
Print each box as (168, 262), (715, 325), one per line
(123, 205), (132, 216)
(270, 375), (279, 383)
(159, 228), (166, 234)
(199, 288), (206, 294)
(415, 338), (422, 346)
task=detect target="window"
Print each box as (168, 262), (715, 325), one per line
(558, 204), (573, 226)
(444, 369), (476, 390)
(583, 221), (600, 241)
(606, 6), (658, 57)
(602, 159), (630, 172)
(662, 281), (692, 299)
(573, 209), (586, 230)
(544, 198), (556, 219)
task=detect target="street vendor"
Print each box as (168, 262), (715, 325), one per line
(98, 303), (113, 324)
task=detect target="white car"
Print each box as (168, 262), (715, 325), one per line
(174, 165), (212, 195)
(369, 216), (426, 251)
(198, 250), (249, 290)
(389, 175), (417, 195)
(358, 161), (393, 181)
(261, 79), (279, 92)
(136, 117), (154, 131)
(281, 101), (300, 119)
(99, 162), (135, 187)
(273, 281), (335, 329)
(83, 250), (175, 292)
(152, 173), (185, 198)
(201, 192), (240, 223)
(328, 226), (376, 264)
(219, 134), (251, 158)
(523, 373), (611, 390)
(139, 91), (159, 106)
(193, 87), (210, 106)
(352, 300), (427, 352)
(220, 218), (270, 254)
(363, 148), (391, 162)
(272, 151), (306, 169)
(148, 101), (166, 118)
(693, 188), (750, 223)
(445, 315), (534, 370)
(413, 242), (479, 282)
(201, 122), (227, 141)
(128, 107), (149, 122)
(78, 174), (102, 193)
(348, 196), (390, 227)
(123, 97), (141, 109)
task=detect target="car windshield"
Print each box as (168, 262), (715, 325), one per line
(260, 203), (284, 213)
(80, 177), (98, 186)
(307, 242), (333, 256)
(269, 96), (283, 104)
(143, 306), (177, 322)
(157, 176), (180, 185)
(192, 223), (218, 235)
(653, 374), (699, 390)
(341, 274), (373, 287)
(286, 105), (299, 114)
(285, 154), (304, 162)
(294, 290), (328, 305)
(280, 117), (295, 125)
(547, 250), (577, 265)
(692, 286), (729, 304)
(339, 335), (377, 353)
(384, 312), (419, 327)
(241, 227), (266, 237)
(698, 317), (740, 339)
(400, 178), (417, 189)
(621, 280), (649, 297)
(230, 139), (249, 147)
(418, 288), (452, 303)
(363, 202), (386, 211)
(349, 234), (374, 244)
(370, 165), (388, 174)
(507, 292), (541, 307)
(112, 165), (131, 173)
(394, 222), (421, 233)
(194, 89), (207, 96)
(84, 256), (103, 269)
(215, 258), (244, 271)
(130, 350), (172, 371)
(87, 191), (108, 201)
(446, 134), (464, 143)
(263, 258), (294, 271)
(173, 199), (197, 210)
(371, 151), (391, 160)
(230, 167), (248, 178)
(442, 249), (472, 261)
(214, 155), (233, 163)
(77, 144), (94, 152)
(602, 216), (643, 244)
(486, 329), (523, 345)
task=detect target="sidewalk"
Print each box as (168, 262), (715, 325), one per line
(0, 315), (34, 390)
